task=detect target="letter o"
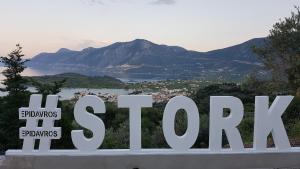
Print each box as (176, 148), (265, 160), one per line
(162, 96), (200, 151)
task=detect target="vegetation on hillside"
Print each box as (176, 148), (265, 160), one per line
(26, 73), (126, 89)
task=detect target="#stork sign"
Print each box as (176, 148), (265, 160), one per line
(6, 94), (300, 155)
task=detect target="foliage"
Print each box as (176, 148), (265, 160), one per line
(0, 44), (28, 94)
(253, 7), (300, 94)
(31, 78), (66, 96)
(242, 73), (292, 96)
(27, 73), (126, 89)
(0, 44), (31, 150)
(0, 45), (72, 151)
(193, 81), (300, 146)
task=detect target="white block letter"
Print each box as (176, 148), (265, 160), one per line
(163, 96), (199, 151)
(209, 96), (244, 151)
(254, 96), (293, 150)
(71, 95), (106, 151)
(118, 95), (153, 150)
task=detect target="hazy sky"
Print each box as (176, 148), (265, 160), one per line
(0, 0), (299, 58)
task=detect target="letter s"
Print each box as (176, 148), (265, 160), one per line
(71, 95), (106, 151)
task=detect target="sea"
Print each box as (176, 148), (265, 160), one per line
(0, 66), (133, 100)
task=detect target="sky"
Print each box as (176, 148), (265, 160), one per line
(0, 0), (299, 58)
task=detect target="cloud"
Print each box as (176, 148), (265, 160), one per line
(59, 36), (108, 51)
(81, 0), (131, 5)
(150, 0), (176, 5)
(81, 0), (104, 5)
(82, 0), (176, 6)
(75, 39), (108, 50)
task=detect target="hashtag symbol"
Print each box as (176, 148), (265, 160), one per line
(19, 94), (61, 152)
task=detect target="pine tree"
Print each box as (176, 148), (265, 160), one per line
(1, 44), (28, 94)
(0, 44), (31, 150)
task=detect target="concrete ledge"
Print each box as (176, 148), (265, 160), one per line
(2, 152), (300, 169)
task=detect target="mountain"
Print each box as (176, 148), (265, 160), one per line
(28, 38), (266, 80)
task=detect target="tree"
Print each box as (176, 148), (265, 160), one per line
(30, 78), (66, 97)
(0, 44), (31, 150)
(0, 44), (28, 94)
(253, 7), (300, 95)
(0, 45), (68, 150)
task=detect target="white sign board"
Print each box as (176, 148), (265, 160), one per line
(6, 94), (300, 155)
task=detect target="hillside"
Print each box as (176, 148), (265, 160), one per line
(26, 73), (126, 89)
(28, 38), (266, 80)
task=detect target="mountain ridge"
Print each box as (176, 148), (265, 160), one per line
(28, 38), (266, 80)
